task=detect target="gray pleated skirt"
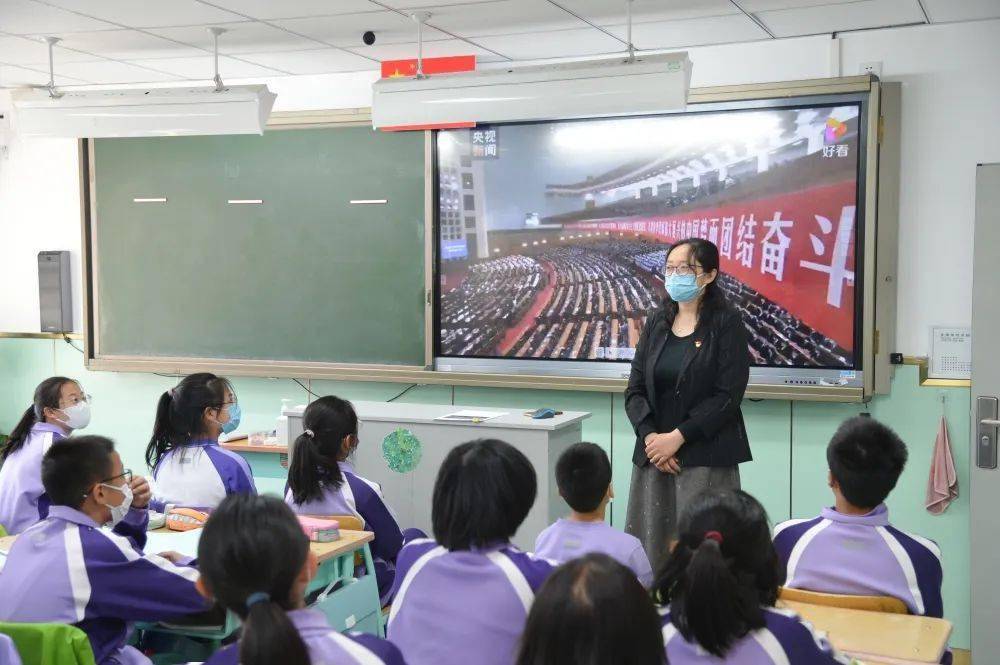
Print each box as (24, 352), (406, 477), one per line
(625, 463), (741, 572)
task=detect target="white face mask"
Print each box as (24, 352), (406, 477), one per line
(57, 401), (92, 430)
(99, 481), (133, 527)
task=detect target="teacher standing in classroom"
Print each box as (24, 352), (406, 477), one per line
(624, 237), (752, 567)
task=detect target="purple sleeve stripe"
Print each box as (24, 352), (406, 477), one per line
(346, 474), (403, 563)
(204, 446), (258, 496)
(502, 549), (555, 591)
(349, 633), (406, 664)
(80, 529), (209, 622)
(884, 526), (945, 618)
(772, 517), (823, 565)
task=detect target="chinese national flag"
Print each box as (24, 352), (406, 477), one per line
(380, 55), (476, 79)
(379, 55), (477, 131)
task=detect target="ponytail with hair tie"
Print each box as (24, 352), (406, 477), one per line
(287, 397), (358, 505)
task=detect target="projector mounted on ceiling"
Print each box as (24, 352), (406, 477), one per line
(11, 27), (276, 138)
(12, 85), (277, 138)
(371, 51), (692, 130)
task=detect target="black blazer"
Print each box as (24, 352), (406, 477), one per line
(625, 301), (752, 468)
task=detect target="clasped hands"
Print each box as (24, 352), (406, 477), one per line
(644, 430), (684, 474)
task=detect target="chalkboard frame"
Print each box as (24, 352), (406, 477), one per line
(80, 77), (892, 400)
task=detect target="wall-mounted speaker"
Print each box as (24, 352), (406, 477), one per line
(38, 251), (72, 333)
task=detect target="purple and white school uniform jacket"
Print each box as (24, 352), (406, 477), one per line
(0, 634), (22, 665)
(534, 518), (654, 587)
(0, 422), (66, 534)
(0, 505), (208, 665)
(773, 504), (943, 617)
(661, 606), (850, 664)
(151, 439), (256, 510)
(285, 462), (403, 599)
(204, 608), (406, 665)
(386, 539), (555, 665)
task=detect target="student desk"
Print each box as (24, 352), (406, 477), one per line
(1, 527), (383, 658)
(281, 401), (591, 551)
(145, 527), (383, 637)
(780, 600), (952, 664)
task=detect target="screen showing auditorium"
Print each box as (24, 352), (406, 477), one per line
(435, 98), (866, 385)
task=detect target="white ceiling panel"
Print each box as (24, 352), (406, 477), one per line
(739, 0), (859, 10)
(41, 0), (245, 28)
(0, 34), (104, 65)
(129, 54), (286, 78)
(557, 0), (739, 25)
(52, 59), (181, 83)
(273, 10), (449, 47)
(194, 0), (381, 20)
(0, 63), (91, 85)
(604, 13), (769, 49)
(0, 0), (116, 35)
(149, 21), (320, 54)
(49, 29), (206, 60)
(238, 48), (376, 74)
(756, 0), (926, 37)
(922, 0), (1000, 23)
(347, 38), (506, 62)
(425, 0), (587, 37)
(472, 27), (625, 59)
(382, 0), (501, 9)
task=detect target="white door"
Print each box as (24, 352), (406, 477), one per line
(970, 163), (1000, 661)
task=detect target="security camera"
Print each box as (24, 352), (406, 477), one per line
(363, 31), (376, 46)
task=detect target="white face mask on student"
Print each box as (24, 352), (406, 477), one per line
(99, 481), (133, 527)
(57, 401), (92, 430)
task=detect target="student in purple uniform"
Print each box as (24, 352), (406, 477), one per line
(773, 416), (944, 617)
(197, 494), (405, 665)
(655, 490), (850, 664)
(146, 373), (256, 510)
(0, 376), (91, 534)
(286, 396), (423, 602)
(387, 439), (556, 665)
(0, 436), (209, 665)
(534, 443), (653, 587)
(516, 553), (665, 665)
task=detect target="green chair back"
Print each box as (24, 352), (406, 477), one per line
(0, 622), (97, 665)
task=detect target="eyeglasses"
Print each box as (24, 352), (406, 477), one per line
(99, 469), (133, 487)
(64, 393), (92, 406)
(664, 265), (702, 277)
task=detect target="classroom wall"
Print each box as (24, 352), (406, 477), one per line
(2, 20), (999, 353)
(0, 337), (973, 647)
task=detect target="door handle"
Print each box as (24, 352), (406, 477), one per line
(979, 397), (1000, 469)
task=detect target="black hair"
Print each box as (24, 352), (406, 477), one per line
(2, 376), (78, 461)
(827, 416), (908, 509)
(287, 396), (358, 505)
(432, 438), (536, 551)
(42, 436), (116, 509)
(652, 489), (782, 658)
(662, 237), (724, 324)
(517, 553), (666, 665)
(146, 373), (235, 469)
(198, 495), (311, 665)
(555, 442), (612, 513)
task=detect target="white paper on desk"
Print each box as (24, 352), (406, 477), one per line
(144, 528), (202, 560)
(436, 410), (507, 422)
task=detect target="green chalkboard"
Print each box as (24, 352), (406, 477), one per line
(92, 126), (426, 366)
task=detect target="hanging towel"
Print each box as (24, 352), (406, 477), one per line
(926, 416), (959, 515)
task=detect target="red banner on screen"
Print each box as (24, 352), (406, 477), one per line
(569, 181), (857, 349)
